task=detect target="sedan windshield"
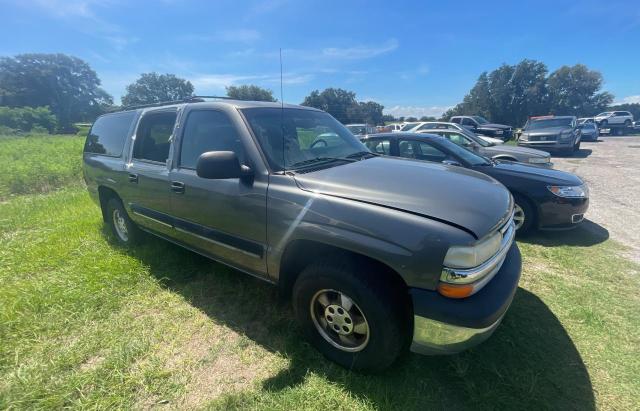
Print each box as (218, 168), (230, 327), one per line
(242, 108), (369, 171)
(400, 122), (419, 131)
(438, 138), (491, 166)
(525, 118), (573, 130)
(472, 116), (489, 124)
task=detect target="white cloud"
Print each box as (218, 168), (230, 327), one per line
(322, 39), (398, 60)
(384, 105), (453, 119)
(182, 29), (261, 44)
(614, 95), (640, 104)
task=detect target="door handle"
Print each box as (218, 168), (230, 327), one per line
(171, 181), (185, 194)
(128, 173), (138, 183)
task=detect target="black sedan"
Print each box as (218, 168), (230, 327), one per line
(362, 133), (589, 233)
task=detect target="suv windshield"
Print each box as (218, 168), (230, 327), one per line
(242, 108), (369, 171)
(525, 118), (573, 130)
(471, 116), (489, 124)
(596, 112), (612, 117)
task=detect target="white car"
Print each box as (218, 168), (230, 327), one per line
(577, 117), (595, 125)
(389, 123), (404, 133)
(398, 122), (420, 132)
(594, 111), (634, 127)
(405, 121), (505, 145)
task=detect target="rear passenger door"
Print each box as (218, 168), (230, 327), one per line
(169, 108), (268, 275)
(125, 109), (177, 236)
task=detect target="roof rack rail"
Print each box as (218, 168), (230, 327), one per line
(121, 95), (239, 111)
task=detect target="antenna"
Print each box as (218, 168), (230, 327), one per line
(280, 48), (285, 173)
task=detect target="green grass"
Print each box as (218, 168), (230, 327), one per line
(0, 133), (639, 410)
(0, 133), (85, 199)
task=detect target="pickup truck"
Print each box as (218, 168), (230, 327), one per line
(83, 99), (522, 371)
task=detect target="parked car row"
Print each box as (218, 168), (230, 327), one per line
(83, 98), (588, 372)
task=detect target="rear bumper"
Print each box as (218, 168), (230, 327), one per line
(409, 243), (522, 355)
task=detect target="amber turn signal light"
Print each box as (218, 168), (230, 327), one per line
(437, 282), (474, 299)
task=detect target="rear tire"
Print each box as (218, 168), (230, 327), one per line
(513, 194), (535, 234)
(106, 198), (140, 246)
(292, 257), (407, 372)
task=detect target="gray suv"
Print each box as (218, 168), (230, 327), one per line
(83, 98), (521, 371)
(518, 116), (581, 155)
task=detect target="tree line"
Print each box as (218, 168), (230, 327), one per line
(0, 53), (632, 133)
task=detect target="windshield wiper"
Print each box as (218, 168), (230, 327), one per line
(345, 151), (378, 159)
(288, 157), (356, 169)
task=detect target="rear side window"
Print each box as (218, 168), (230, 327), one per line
(133, 111), (177, 163)
(450, 117), (461, 124)
(179, 110), (244, 169)
(84, 111), (137, 156)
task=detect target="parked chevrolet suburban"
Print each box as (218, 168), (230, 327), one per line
(83, 99), (522, 371)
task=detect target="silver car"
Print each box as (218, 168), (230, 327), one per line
(419, 128), (552, 167)
(577, 122), (598, 141)
(412, 121), (505, 145)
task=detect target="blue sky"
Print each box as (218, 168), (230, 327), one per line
(2, 0), (639, 117)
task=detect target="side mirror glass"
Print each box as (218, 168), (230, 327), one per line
(196, 151), (252, 179)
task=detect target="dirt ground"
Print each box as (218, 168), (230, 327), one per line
(551, 135), (640, 263)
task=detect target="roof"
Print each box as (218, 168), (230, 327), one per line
(530, 115), (575, 120)
(117, 97), (320, 113)
(363, 132), (443, 140)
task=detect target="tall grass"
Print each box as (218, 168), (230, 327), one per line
(0, 133), (85, 199)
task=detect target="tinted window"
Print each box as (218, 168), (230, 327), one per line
(398, 139), (448, 162)
(525, 118), (573, 130)
(450, 117), (461, 124)
(179, 110), (244, 169)
(461, 118), (475, 126)
(84, 111), (137, 156)
(364, 139), (391, 154)
(133, 111), (177, 163)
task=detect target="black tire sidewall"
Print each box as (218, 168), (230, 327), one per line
(514, 194), (535, 234)
(106, 198), (138, 246)
(292, 260), (406, 372)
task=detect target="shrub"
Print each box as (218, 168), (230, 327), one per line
(0, 106), (58, 133)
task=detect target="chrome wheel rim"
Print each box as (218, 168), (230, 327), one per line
(112, 209), (129, 242)
(513, 203), (525, 230)
(310, 289), (370, 352)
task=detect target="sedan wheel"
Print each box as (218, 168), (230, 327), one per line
(513, 203), (526, 230)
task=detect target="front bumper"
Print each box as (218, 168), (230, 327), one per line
(409, 243), (522, 355)
(538, 196), (589, 230)
(517, 139), (573, 151)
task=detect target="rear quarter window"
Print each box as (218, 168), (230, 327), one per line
(84, 111), (137, 157)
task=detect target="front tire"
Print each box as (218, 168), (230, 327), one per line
(513, 194), (535, 234)
(292, 258), (407, 372)
(106, 198), (140, 246)
(624, 120), (631, 127)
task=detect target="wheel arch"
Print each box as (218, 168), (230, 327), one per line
(97, 186), (122, 223)
(278, 239), (409, 300)
(510, 190), (538, 227)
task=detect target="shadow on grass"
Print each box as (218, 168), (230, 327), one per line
(122, 233), (595, 410)
(520, 219), (608, 248)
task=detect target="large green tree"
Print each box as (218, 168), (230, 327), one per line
(547, 64), (613, 116)
(226, 84), (276, 102)
(0, 53), (112, 129)
(443, 60), (612, 126)
(301, 88), (385, 125)
(121, 73), (194, 107)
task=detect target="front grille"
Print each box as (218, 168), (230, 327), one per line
(529, 135), (557, 142)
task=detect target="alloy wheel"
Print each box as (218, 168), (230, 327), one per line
(310, 289), (370, 352)
(112, 209), (129, 242)
(513, 203), (525, 230)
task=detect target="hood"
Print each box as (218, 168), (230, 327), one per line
(478, 123), (511, 130)
(293, 156), (512, 239)
(523, 126), (570, 136)
(478, 135), (504, 145)
(488, 161), (583, 186)
(485, 145), (550, 158)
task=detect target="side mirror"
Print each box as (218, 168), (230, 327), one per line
(196, 151), (252, 179)
(443, 159), (462, 167)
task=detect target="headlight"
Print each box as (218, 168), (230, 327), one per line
(529, 157), (549, 164)
(443, 230), (502, 269)
(494, 130), (503, 135)
(547, 184), (588, 198)
(559, 131), (573, 140)
(519, 133), (529, 141)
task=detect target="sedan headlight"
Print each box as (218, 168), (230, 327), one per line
(519, 133), (529, 141)
(443, 230), (502, 269)
(494, 130), (504, 135)
(528, 157), (550, 164)
(547, 184), (588, 198)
